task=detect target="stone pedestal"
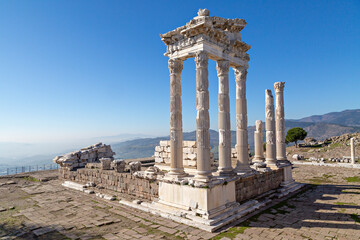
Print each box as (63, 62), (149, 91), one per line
(217, 60), (233, 176)
(234, 66), (252, 173)
(168, 59), (186, 177)
(253, 120), (265, 162)
(350, 137), (355, 164)
(158, 180), (236, 218)
(195, 52), (212, 181)
(274, 82), (287, 161)
(265, 89), (278, 169)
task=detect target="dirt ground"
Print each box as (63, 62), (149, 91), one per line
(0, 166), (359, 240)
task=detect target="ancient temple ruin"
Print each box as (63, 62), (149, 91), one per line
(57, 9), (303, 232)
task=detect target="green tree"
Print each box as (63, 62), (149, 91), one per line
(286, 127), (307, 148)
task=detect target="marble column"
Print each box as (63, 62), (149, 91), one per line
(265, 89), (277, 167)
(253, 120), (265, 162)
(216, 60), (233, 176)
(168, 59), (186, 176)
(351, 138), (355, 164)
(195, 51), (212, 181)
(234, 66), (251, 172)
(274, 82), (287, 161)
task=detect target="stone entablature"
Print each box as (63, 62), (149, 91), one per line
(161, 9), (250, 66)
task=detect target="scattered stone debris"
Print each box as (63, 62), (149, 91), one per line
(53, 142), (115, 170)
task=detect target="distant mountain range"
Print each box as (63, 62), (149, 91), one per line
(112, 109), (360, 159)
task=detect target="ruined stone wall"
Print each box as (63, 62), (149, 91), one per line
(54, 143), (115, 170)
(59, 168), (158, 201)
(154, 141), (214, 167)
(235, 168), (284, 203)
(60, 166), (284, 203)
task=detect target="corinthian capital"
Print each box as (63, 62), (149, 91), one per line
(234, 66), (247, 83)
(274, 82), (285, 93)
(168, 59), (183, 74)
(256, 120), (263, 132)
(195, 51), (208, 68)
(216, 60), (230, 76)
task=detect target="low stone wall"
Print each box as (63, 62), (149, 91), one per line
(235, 168), (284, 203)
(60, 167), (284, 203)
(59, 168), (158, 201)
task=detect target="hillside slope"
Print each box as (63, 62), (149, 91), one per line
(287, 132), (360, 159)
(112, 109), (360, 159)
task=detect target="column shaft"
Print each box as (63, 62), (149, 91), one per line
(265, 89), (277, 166)
(195, 52), (212, 180)
(351, 138), (355, 164)
(216, 60), (233, 175)
(168, 59), (185, 176)
(274, 82), (287, 161)
(253, 120), (265, 162)
(234, 66), (251, 172)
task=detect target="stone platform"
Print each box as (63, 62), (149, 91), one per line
(2, 165), (360, 239)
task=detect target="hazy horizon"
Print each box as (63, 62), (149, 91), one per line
(1, 1), (359, 163)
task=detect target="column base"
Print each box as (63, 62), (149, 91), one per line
(234, 162), (255, 175)
(265, 161), (279, 170)
(252, 156), (265, 162)
(217, 167), (235, 177)
(276, 157), (288, 161)
(194, 170), (212, 182)
(168, 168), (188, 178)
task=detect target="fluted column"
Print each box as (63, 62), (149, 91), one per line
(265, 89), (277, 167)
(253, 120), (265, 162)
(216, 60), (233, 176)
(168, 59), (186, 176)
(274, 82), (287, 161)
(351, 138), (355, 165)
(234, 66), (251, 172)
(195, 51), (212, 181)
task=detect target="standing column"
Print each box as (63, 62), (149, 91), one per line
(253, 120), (265, 162)
(195, 51), (212, 181)
(351, 138), (355, 164)
(265, 89), (277, 167)
(168, 58), (186, 176)
(234, 66), (252, 172)
(216, 60), (233, 176)
(274, 82), (287, 161)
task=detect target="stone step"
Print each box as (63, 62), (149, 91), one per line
(62, 181), (86, 191)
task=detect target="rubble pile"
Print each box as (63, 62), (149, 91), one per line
(54, 143), (115, 170)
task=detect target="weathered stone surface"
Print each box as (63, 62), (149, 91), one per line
(274, 82), (287, 161)
(129, 162), (141, 173)
(235, 169), (284, 202)
(111, 160), (126, 173)
(60, 168), (159, 201)
(265, 89), (277, 167)
(234, 66), (251, 172)
(217, 59), (233, 176)
(253, 120), (265, 162)
(153, 141), (214, 168)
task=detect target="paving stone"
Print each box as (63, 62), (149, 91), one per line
(32, 227), (55, 236)
(158, 226), (177, 234)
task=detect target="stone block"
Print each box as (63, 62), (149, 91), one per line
(160, 141), (169, 147)
(100, 158), (112, 170)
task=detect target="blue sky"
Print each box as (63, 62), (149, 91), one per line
(0, 0), (359, 144)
